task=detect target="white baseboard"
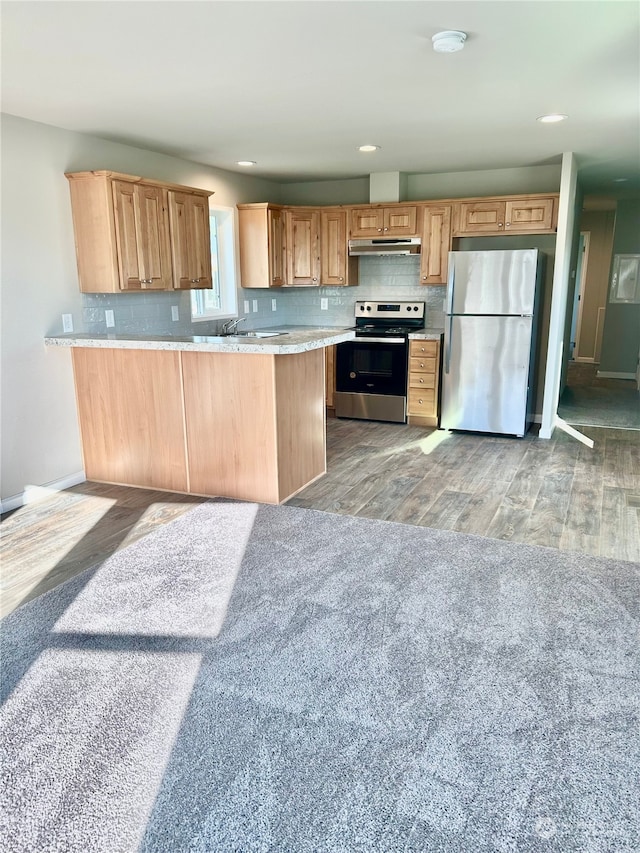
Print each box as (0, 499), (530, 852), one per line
(596, 370), (635, 380)
(1, 471), (86, 515)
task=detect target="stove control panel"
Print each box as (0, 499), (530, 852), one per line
(355, 301), (425, 320)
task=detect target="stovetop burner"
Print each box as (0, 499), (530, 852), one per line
(352, 301), (426, 338)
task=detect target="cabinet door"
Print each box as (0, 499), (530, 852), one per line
(169, 192), (213, 290)
(286, 209), (320, 286)
(320, 208), (355, 286)
(504, 197), (555, 232)
(268, 207), (285, 287)
(112, 181), (143, 290)
(350, 207), (385, 237)
(135, 185), (173, 290)
(420, 205), (452, 285)
(384, 205), (418, 236)
(456, 201), (506, 234)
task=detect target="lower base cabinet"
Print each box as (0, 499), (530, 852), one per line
(407, 338), (442, 427)
(71, 346), (326, 504)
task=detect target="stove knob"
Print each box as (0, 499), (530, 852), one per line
(406, 306), (411, 311)
(414, 306), (419, 311)
(366, 306), (372, 311)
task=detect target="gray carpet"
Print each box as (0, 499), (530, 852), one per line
(1, 501), (639, 853)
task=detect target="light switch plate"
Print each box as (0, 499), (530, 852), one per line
(320, 298), (328, 310)
(171, 305), (179, 321)
(105, 309), (115, 328)
(252, 299), (258, 312)
(271, 298), (277, 311)
(62, 313), (73, 333)
(243, 300), (250, 313)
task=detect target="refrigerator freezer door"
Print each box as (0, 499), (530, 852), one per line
(441, 315), (533, 436)
(448, 249), (539, 316)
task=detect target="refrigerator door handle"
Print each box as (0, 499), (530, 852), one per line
(445, 256), (455, 316)
(445, 313), (453, 374)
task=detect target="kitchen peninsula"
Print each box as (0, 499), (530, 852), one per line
(46, 329), (353, 504)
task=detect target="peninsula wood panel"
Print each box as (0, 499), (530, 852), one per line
(274, 348), (326, 501)
(181, 352), (280, 503)
(71, 348), (188, 492)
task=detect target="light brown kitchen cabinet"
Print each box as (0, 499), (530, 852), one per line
(419, 205), (452, 285)
(320, 208), (358, 286)
(407, 338), (441, 427)
(454, 195), (557, 236)
(168, 191), (213, 289)
(111, 181), (172, 291)
(349, 205), (418, 238)
(237, 203), (286, 288)
(286, 209), (320, 286)
(66, 171), (213, 293)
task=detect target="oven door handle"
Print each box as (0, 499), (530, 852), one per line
(355, 336), (406, 344)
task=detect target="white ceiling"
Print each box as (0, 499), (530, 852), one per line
(2, 0), (639, 195)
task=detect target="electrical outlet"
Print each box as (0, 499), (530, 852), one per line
(171, 305), (179, 321)
(320, 298), (329, 310)
(62, 313), (73, 333)
(105, 309), (115, 328)
(243, 300), (250, 314)
(271, 298), (277, 311)
(252, 299), (258, 312)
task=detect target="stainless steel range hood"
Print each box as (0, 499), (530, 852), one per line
(348, 237), (421, 256)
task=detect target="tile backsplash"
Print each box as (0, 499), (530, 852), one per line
(79, 256), (445, 335)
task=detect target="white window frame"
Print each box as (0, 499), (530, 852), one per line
(191, 205), (238, 322)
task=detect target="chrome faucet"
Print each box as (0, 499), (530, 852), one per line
(221, 317), (246, 335)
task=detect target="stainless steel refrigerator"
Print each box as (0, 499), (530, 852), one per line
(441, 248), (543, 437)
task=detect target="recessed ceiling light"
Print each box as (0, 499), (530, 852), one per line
(358, 145), (380, 153)
(536, 114), (568, 123)
(613, 177), (628, 183)
(432, 31), (467, 53)
(236, 160), (256, 167)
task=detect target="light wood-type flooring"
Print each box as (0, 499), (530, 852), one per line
(2, 419), (639, 618)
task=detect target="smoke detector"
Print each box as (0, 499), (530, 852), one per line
(432, 31), (467, 53)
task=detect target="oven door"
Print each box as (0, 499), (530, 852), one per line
(336, 338), (408, 396)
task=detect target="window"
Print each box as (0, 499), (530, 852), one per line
(191, 206), (238, 321)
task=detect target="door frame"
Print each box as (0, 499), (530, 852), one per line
(571, 231), (592, 361)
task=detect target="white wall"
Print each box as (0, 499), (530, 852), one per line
(0, 114), (280, 507)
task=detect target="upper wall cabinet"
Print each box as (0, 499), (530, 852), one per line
(286, 208), (320, 286)
(454, 196), (557, 236)
(349, 205), (418, 238)
(320, 208), (358, 287)
(237, 203), (286, 288)
(168, 191), (213, 290)
(419, 205), (452, 286)
(238, 203), (357, 288)
(66, 171), (213, 293)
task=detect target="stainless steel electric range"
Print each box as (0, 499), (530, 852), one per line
(335, 300), (425, 423)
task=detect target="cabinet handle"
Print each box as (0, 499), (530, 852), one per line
(377, 228), (382, 232)
(190, 278), (201, 283)
(498, 223), (504, 227)
(418, 399), (423, 404)
(505, 223), (511, 228)
(422, 275), (427, 281)
(383, 227), (388, 231)
(313, 277), (317, 282)
(420, 362), (425, 368)
(141, 278), (152, 284)
(419, 378), (425, 384)
(339, 277), (344, 282)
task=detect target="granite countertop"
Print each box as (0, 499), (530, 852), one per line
(44, 327), (355, 355)
(408, 327), (444, 340)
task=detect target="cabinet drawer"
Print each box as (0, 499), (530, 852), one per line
(409, 356), (436, 374)
(409, 372), (436, 390)
(408, 389), (436, 414)
(410, 340), (438, 358)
